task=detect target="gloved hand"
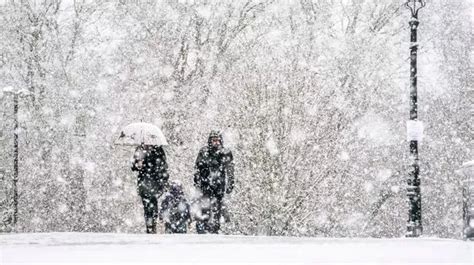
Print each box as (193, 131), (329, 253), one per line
(210, 159), (219, 167)
(194, 172), (202, 188)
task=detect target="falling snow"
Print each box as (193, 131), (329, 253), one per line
(0, 1), (471, 259)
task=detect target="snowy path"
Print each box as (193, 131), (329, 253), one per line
(1, 233), (473, 264)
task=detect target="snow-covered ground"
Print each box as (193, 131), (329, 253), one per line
(1, 233), (473, 264)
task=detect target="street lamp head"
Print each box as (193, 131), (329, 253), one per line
(405, 0), (426, 19)
(2, 86), (33, 97)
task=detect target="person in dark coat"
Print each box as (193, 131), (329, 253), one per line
(159, 181), (191, 234)
(194, 130), (234, 234)
(131, 144), (169, 234)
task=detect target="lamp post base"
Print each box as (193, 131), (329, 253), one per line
(407, 223), (423, 237)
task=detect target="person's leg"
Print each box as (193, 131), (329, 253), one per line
(149, 195), (158, 234)
(141, 196), (154, 233)
(164, 223), (173, 234)
(209, 196), (223, 234)
(196, 196), (211, 234)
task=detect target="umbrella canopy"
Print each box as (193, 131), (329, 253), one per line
(115, 122), (168, 146)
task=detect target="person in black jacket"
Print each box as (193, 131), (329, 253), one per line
(194, 130), (234, 234)
(159, 181), (191, 233)
(131, 144), (169, 234)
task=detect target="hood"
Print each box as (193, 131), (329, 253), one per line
(208, 130), (223, 149)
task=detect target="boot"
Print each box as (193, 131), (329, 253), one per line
(151, 218), (157, 234)
(145, 217), (155, 234)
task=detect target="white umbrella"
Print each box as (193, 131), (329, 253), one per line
(115, 122), (168, 146)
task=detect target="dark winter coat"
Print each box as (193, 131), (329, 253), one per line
(131, 145), (169, 198)
(160, 188), (191, 233)
(194, 146), (234, 198)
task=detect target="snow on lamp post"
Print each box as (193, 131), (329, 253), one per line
(2, 86), (31, 230)
(405, 0), (425, 238)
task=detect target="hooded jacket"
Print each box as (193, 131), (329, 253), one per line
(194, 131), (234, 197)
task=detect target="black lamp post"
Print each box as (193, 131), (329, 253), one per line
(405, 0), (425, 238)
(12, 92), (18, 230)
(2, 87), (20, 230)
(3, 87), (31, 231)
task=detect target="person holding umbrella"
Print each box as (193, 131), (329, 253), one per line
(131, 144), (169, 233)
(117, 122), (169, 234)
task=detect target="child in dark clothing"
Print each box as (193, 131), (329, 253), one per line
(159, 181), (191, 233)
